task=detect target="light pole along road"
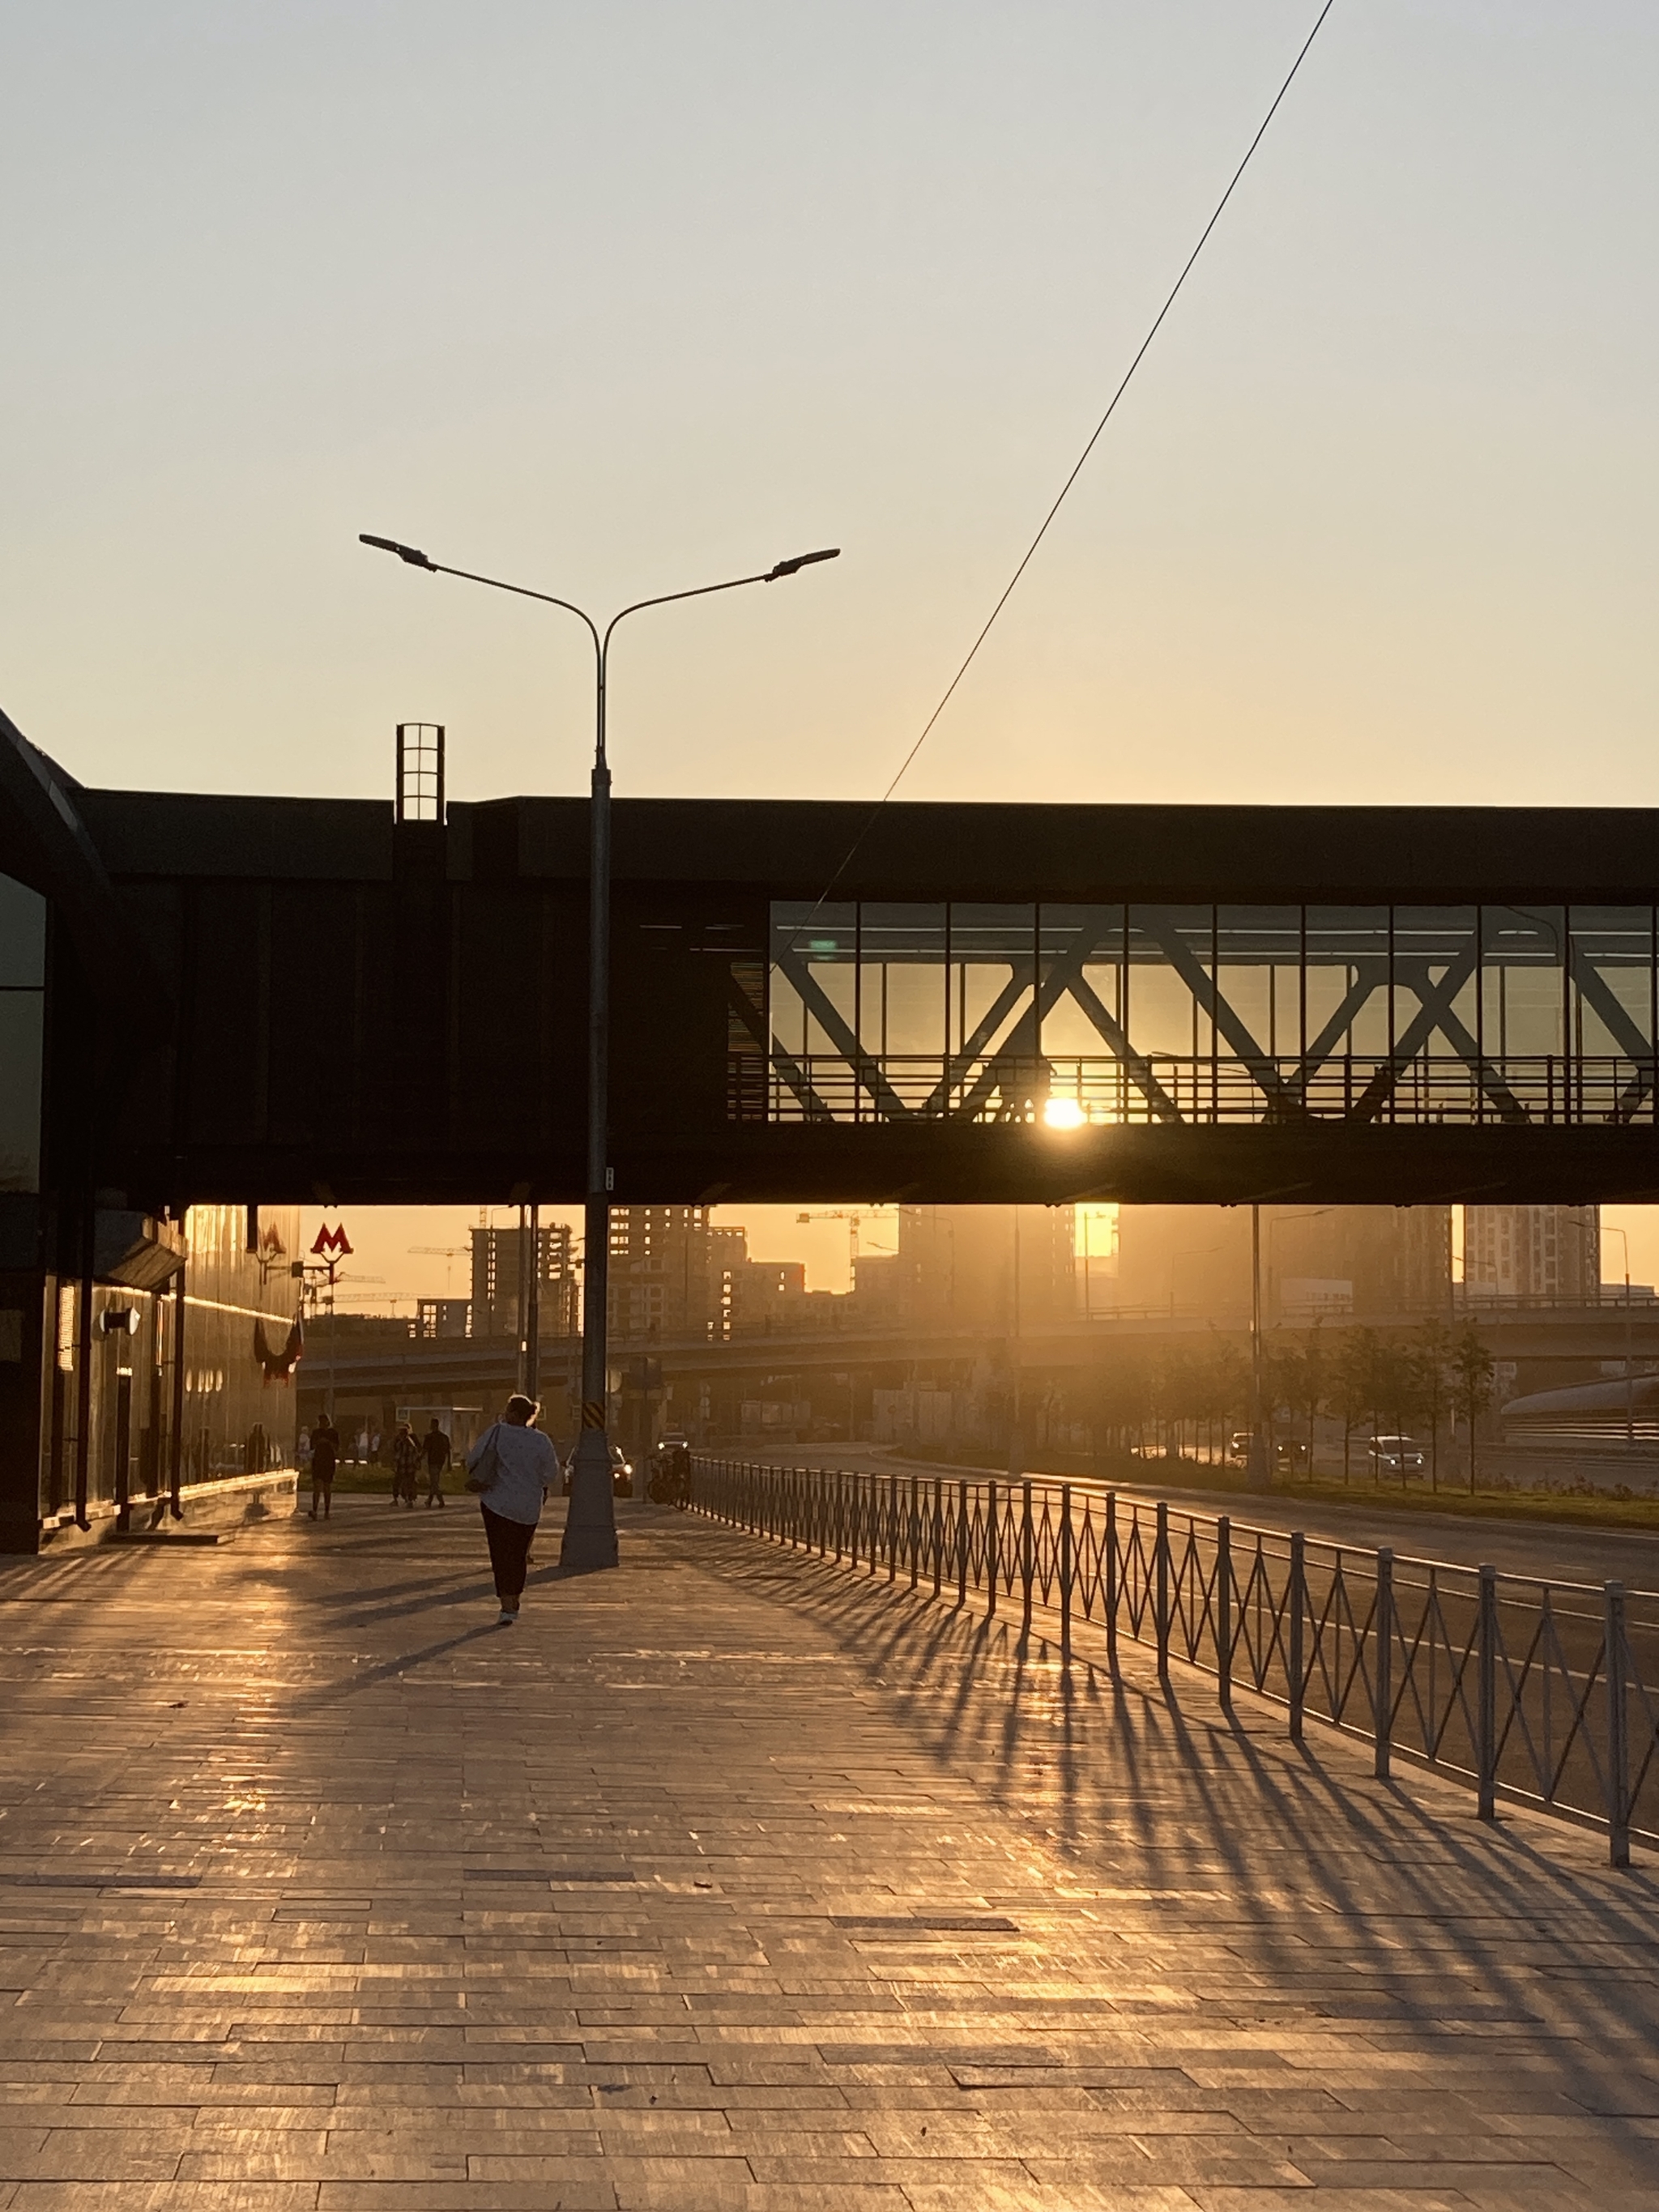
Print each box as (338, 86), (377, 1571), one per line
(360, 531), (840, 1569)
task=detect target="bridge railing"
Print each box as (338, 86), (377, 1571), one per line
(688, 1457), (1658, 1865)
(748, 1051), (1658, 1127)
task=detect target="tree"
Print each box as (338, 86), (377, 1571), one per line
(1332, 1328), (1379, 1485)
(1411, 1317), (1452, 1491)
(1449, 1323), (1496, 1494)
(1281, 1325), (1328, 1481)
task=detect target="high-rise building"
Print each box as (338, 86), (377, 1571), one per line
(862, 1206), (1076, 1333)
(1115, 1204), (1452, 1323)
(1463, 1205), (1598, 1302)
(606, 1206), (731, 1341)
(470, 1221), (578, 1340)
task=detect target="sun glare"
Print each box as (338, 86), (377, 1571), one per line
(1042, 1097), (1088, 1130)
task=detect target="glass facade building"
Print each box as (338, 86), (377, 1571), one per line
(0, 863), (301, 1549)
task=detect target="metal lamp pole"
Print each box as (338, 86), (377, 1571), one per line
(360, 531), (839, 1568)
(1603, 1221), (1634, 1452)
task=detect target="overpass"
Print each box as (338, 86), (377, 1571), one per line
(9, 705), (1659, 1220)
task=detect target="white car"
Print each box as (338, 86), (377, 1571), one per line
(1367, 1434), (1426, 1477)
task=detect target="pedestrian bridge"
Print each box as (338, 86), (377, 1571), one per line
(7, 701), (1659, 1213)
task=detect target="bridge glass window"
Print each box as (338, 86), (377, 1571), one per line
(769, 902), (856, 1065)
(758, 895), (1659, 1128)
(1214, 905), (1301, 1110)
(1035, 906), (1126, 1120)
(1034, 906), (1125, 1058)
(1300, 909), (1389, 1115)
(1482, 907), (1565, 1059)
(1125, 906), (1213, 1070)
(945, 902), (1035, 1068)
(1388, 908), (1480, 1119)
(857, 905), (946, 1059)
(1569, 907), (1655, 1054)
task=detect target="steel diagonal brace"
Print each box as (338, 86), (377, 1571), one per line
(772, 944), (913, 1120)
(930, 918), (1122, 1117)
(1063, 974), (1183, 1122)
(1567, 949), (1657, 1121)
(925, 961), (1034, 1117)
(726, 968), (834, 1122)
(1133, 913), (1301, 1117)
(1352, 951), (1527, 1124)
(1288, 962), (1387, 1102)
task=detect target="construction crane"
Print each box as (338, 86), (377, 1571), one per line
(795, 1209), (895, 1286)
(411, 1244), (471, 1297)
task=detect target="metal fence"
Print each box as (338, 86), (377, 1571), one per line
(689, 1457), (1659, 1866)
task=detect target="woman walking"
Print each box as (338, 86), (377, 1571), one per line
(465, 1394), (557, 1626)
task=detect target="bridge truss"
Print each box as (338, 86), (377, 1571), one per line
(748, 901), (1659, 1132)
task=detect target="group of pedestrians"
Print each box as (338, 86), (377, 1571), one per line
(390, 1417), (454, 1508)
(303, 1394), (559, 1628)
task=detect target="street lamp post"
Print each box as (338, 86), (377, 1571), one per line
(360, 531), (838, 1568)
(1603, 1221), (1635, 1452)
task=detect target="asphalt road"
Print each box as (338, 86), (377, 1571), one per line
(739, 1440), (1659, 1590)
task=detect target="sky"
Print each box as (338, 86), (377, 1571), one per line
(6, 2), (1659, 1296)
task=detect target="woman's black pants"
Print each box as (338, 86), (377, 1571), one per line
(480, 1506), (536, 1600)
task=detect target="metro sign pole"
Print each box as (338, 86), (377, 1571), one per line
(310, 1222), (353, 1423)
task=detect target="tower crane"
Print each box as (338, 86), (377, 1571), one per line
(411, 1244), (471, 1297)
(795, 1208), (895, 1286)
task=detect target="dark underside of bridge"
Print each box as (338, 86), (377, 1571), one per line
(13, 718), (1659, 1213)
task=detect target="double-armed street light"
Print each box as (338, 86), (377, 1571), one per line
(360, 531), (840, 1569)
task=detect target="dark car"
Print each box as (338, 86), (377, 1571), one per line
(561, 1445), (633, 1498)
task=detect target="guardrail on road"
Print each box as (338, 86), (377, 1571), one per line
(689, 1456), (1658, 1866)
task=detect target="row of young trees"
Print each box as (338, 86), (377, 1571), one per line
(1075, 1319), (1499, 1491)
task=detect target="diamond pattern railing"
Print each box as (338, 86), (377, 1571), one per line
(688, 1457), (1659, 1866)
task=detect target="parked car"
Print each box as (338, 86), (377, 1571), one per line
(1367, 1434), (1426, 1477)
(561, 1445), (633, 1498)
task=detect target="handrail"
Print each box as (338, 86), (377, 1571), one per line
(686, 1455), (1658, 1868)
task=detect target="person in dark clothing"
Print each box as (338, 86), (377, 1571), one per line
(309, 1416), (339, 1520)
(422, 1417), (450, 1508)
(390, 1421), (421, 1507)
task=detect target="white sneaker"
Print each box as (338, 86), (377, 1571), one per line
(497, 1609), (515, 1626)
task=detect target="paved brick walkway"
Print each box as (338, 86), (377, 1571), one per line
(0, 1496), (1655, 2210)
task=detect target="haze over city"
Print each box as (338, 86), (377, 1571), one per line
(6, 9), (1659, 2193)
(19, 6), (1649, 1292)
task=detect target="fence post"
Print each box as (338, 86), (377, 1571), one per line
(1477, 1563), (1497, 1823)
(1216, 1515), (1233, 1716)
(1060, 1484), (1073, 1668)
(1374, 1548), (1394, 1781)
(987, 1482), (999, 1618)
(932, 1477), (943, 1599)
(1019, 1481), (1034, 1637)
(1288, 1529), (1306, 1745)
(1155, 1500), (1170, 1686)
(957, 1480), (969, 1605)
(1606, 1580), (1631, 1869)
(909, 1477), (920, 1591)
(887, 1476), (897, 1583)
(1106, 1490), (1119, 1671)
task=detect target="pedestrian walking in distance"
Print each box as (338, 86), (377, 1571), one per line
(465, 1394), (557, 1626)
(390, 1420), (421, 1508)
(422, 1417), (450, 1508)
(308, 1415), (339, 1521)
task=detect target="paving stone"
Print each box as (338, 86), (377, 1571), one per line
(0, 1497), (1653, 2201)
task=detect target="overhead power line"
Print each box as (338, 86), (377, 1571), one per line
(811, 0), (1338, 913)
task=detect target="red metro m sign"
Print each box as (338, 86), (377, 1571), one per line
(310, 1223), (353, 1258)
